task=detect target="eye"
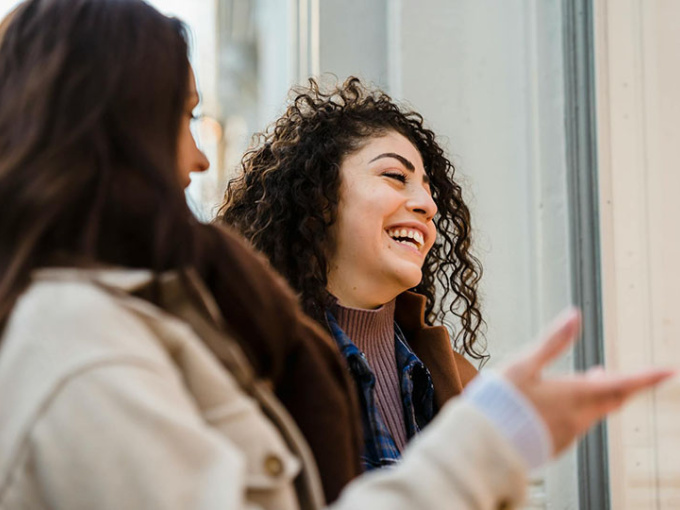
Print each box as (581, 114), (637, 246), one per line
(189, 113), (202, 140)
(383, 171), (407, 184)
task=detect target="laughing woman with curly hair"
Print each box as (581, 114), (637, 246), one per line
(218, 78), (485, 471)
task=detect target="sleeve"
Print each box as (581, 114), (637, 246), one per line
(463, 371), (552, 470)
(330, 398), (528, 510)
(27, 359), (255, 510)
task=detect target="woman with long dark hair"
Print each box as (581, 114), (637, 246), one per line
(0, 2), (672, 509)
(219, 79), (482, 469)
(0, 0), (359, 506)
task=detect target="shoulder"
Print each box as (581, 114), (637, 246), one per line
(0, 272), (181, 410)
(0, 359), (252, 510)
(0, 274), (185, 492)
(395, 291), (479, 382)
(3, 273), (172, 366)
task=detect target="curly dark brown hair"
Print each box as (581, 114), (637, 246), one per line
(218, 77), (487, 361)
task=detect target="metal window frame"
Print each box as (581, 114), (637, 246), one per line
(562, 0), (609, 508)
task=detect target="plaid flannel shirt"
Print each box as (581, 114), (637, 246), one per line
(326, 311), (435, 471)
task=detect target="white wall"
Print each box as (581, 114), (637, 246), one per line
(595, 1), (680, 508)
(317, 0), (389, 89)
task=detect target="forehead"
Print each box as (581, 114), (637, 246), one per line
(187, 67), (199, 100)
(347, 132), (424, 170)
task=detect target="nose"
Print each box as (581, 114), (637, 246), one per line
(408, 185), (437, 221)
(194, 146), (210, 173)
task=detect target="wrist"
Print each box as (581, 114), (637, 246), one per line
(463, 371), (552, 470)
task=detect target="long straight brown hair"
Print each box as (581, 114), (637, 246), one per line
(0, 0), (204, 324)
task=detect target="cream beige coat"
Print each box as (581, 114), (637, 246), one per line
(0, 269), (527, 510)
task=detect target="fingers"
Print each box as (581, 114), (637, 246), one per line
(579, 368), (677, 415)
(539, 369), (676, 451)
(526, 308), (582, 375)
(591, 368), (675, 399)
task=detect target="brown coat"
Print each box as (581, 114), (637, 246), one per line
(395, 292), (479, 410)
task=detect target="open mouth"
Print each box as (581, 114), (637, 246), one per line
(386, 227), (424, 251)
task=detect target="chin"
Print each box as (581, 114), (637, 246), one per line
(395, 269), (423, 293)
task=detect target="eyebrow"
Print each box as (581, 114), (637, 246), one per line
(369, 152), (430, 184)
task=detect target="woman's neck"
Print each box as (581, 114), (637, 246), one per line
(326, 277), (399, 310)
(332, 298), (396, 350)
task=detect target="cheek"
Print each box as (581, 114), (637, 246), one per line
(335, 181), (404, 250)
(338, 211), (374, 250)
(335, 201), (382, 253)
(422, 227), (438, 257)
(176, 126), (190, 166)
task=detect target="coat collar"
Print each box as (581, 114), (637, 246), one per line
(394, 291), (430, 333)
(394, 291), (478, 409)
(32, 267), (153, 292)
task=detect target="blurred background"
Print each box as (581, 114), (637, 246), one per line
(1, 1), (677, 508)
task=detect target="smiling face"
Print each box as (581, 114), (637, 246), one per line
(326, 131), (437, 309)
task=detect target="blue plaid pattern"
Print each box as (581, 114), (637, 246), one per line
(326, 311), (435, 471)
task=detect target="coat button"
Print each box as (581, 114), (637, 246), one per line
(264, 454), (284, 477)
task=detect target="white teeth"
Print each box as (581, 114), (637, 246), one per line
(387, 227), (425, 249)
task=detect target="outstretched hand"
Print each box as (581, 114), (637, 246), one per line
(502, 309), (676, 456)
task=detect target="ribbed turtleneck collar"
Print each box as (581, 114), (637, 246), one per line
(331, 297), (407, 450)
(332, 299), (396, 352)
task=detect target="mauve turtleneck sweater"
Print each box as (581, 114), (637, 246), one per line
(333, 299), (407, 451)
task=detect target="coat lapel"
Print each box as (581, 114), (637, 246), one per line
(395, 292), (478, 410)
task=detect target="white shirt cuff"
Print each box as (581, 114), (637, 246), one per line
(463, 371), (552, 470)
